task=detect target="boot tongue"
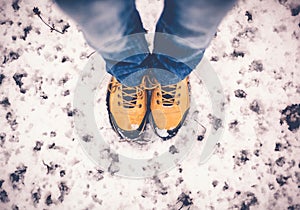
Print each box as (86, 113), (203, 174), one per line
(161, 85), (176, 106)
(122, 87), (137, 108)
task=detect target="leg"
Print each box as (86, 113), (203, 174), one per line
(148, 0), (236, 140)
(55, 0), (150, 86)
(153, 0), (236, 85)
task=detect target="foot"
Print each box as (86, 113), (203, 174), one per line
(149, 77), (190, 140)
(106, 77), (147, 140)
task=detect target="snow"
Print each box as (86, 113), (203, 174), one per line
(155, 128), (169, 137)
(0, 0), (299, 209)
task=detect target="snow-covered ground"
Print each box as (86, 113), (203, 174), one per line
(0, 0), (299, 209)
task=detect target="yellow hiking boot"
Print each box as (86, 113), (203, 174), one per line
(106, 77), (147, 139)
(149, 77), (190, 140)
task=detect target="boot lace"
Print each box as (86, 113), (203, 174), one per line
(142, 75), (178, 106)
(109, 81), (143, 108)
(161, 84), (177, 106)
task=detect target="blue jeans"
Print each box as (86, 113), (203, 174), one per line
(56, 0), (235, 86)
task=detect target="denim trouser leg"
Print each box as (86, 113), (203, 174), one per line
(55, 0), (150, 86)
(55, 0), (235, 86)
(152, 0), (236, 85)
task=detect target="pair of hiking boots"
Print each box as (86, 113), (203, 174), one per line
(106, 76), (190, 140)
